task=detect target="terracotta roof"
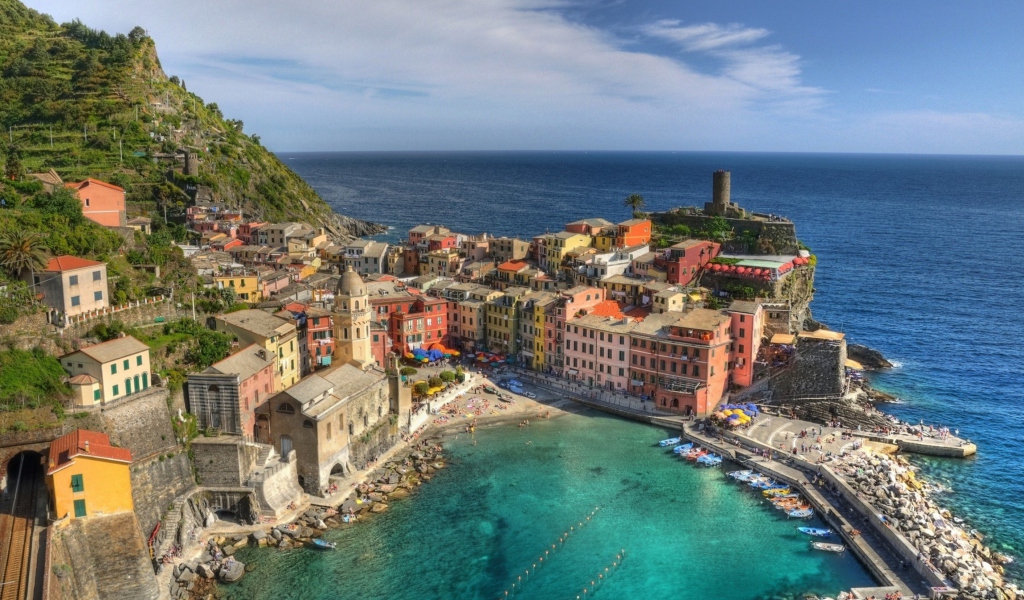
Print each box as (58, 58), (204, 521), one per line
(64, 178), (125, 193)
(47, 429), (132, 474)
(68, 374), (98, 385)
(498, 260), (529, 271)
(64, 336), (149, 364)
(45, 255), (104, 272)
(588, 300), (627, 319)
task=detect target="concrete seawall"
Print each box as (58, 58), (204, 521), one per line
(852, 432), (977, 458)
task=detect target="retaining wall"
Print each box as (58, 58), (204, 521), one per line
(130, 452), (196, 545)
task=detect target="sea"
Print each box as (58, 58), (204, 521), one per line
(236, 151), (1024, 597)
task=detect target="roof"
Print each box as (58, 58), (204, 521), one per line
(65, 178), (125, 193)
(64, 336), (149, 364)
(798, 329), (846, 341)
(68, 374), (98, 385)
(632, 252), (657, 264)
(279, 364), (386, 418)
(217, 310), (294, 338)
(770, 333), (797, 345)
(618, 218), (650, 226)
(29, 169), (62, 186)
(586, 300), (627, 319)
(498, 260), (529, 272)
(126, 217), (152, 225)
(728, 300), (760, 315)
(670, 239), (713, 249)
(45, 255), (104, 272)
(572, 312), (638, 333)
(845, 358), (865, 370)
(204, 344), (274, 381)
(673, 308), (730, 331)
(568, 218), (613, 227)
(553, 230), (589, 240)
(48, 429), (132, 475)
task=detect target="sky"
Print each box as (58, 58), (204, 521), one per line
(28, 0), (1024, 154)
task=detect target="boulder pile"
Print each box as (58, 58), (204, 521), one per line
(832, 452), (1019, 600)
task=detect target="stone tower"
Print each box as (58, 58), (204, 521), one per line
(706, 170), (731, 216)
(387, 353), (412, 427)
(184, 152), (200, 176)
(333, 266), (374, 369)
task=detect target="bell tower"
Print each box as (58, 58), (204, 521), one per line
(333, 266), (373, 369)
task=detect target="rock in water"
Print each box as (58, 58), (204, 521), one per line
(220, 561), (245, 583)
(847, 344), (894, 369)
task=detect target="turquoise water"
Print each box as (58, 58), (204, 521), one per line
(224, 411), (874, 599)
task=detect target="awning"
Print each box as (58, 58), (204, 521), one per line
(844, 358), (865, 370)
(770, 333), (796, 345)
(567, 369), (579, 375)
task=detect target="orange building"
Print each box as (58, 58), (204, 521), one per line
(46, 429), (133, 520)
(615, 219), (652, 248)
(65, 179), (126, 228)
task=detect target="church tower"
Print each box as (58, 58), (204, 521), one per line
(333, 266), (374, 369)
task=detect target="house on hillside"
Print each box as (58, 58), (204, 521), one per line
(28, 255), (109, 319)
(60, 336), (152, 408)
(65, 178), (126, 227)
(46, 429), (133, 520)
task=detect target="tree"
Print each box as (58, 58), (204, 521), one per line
(399, 367), (418, 377)
(0, 232), (49, 286)
(5, 150), (24, 181)
(413, 382), (429, 396)
(623, 193), (645, 217)
(439, 370), (456, 383)
(33, 187), (84, 225)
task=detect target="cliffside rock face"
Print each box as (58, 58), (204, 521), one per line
(847, 344), (893, 370)
(50, 512), (161, 600)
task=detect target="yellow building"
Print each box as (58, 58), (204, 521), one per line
(531, 295), (555, 372)
(216, 310), (300, 391)
(594, 229), (616, 252)
(60, 336), (152, 408)
(485, 287), (528, 354)
(214, 273), (263, 302)
(546, 231), (592, 274)
(46, 429), (133, 520)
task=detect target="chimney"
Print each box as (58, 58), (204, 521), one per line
(84, 440), (90, 453)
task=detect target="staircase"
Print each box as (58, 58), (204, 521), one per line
(152, 496), (188, 560)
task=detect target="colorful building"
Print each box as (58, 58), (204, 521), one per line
(659, 240), (721, 286)
(545, 231), (593, 274)
(543, 286), (606, 375)
(28, 255), (109, 318)
(213, 271), (262, 302)
(565, 218), (614, 236)
(216, 310), (300, 391)
(276, 304), (335, 376)
(485, 287), (529, 355)
(65, 178), (126, 227)
(728, 301), (765, 388)
(186, 344), (276, 439)
(615, 218), (652, 248)
(60, 336), (151, 407)
(46, 429), (133, 520)
(564, 302), (636, 389)
(388, 295), (448, 353)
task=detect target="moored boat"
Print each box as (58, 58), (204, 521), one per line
(811, 542), (846, 553)
(788, 508), (814, 519)
(672, 443), (694, 454)
(310, 538), (337, 550)
(727, 470), (753, 481)
(659, 437), (682, 447)
(798, 527), (834, 537)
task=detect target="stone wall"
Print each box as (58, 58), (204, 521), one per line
(348, 419), (399, 470)
(74, 386), (177, 460)
(49, 512), (161, 600)
(651, 210), (799, 255)
(769, 338), (847, 399)
(191, 438), (259, 487)
(131, 452), (195, 542)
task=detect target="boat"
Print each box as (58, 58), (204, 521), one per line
(686, 449), (707, 461)
(672, 443), (695, 454)
(788, 508), (814, 519)
(697, 454), (722, 467)
(727, 470), (753, 480)
(310, 538), (337, 550)
(658, 437), (682, 447)
(798, 527), (834, 537)
(482, 386), (497, 394)
(811, 542), (846, 553)
(749, 478), (780, 489)
(763, 487), (792, 497)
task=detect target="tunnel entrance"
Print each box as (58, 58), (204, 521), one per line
(1, 450), (46, 600)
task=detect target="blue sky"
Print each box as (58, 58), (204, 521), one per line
(30, 0), (1024, 153)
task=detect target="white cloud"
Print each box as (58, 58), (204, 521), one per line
(640, 20), (769, 51)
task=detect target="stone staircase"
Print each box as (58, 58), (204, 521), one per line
(152, 496), (188, 560)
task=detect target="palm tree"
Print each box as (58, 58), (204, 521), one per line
(623, 193), (645, 218)
(0, 232), (50, 292)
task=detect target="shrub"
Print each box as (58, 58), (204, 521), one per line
(428, 376), (443, 388)
(0, 304), (18, 324)
(11, 421), (27, 432)
(439, 370), (456, 383)
(399, 366), (418, 376)
(413, 382), (429, 396)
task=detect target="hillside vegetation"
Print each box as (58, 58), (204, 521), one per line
(0, 0), (381, 238)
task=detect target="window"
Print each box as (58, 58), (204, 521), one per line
(93, 389), (100, 401)
(123, 359), (129, 370)
(618, 368), (624, 376)
(71, 296), (80, 307)
(349, 422), (354, 435)
(739, 344), (745, 353)
(277, 403), (296, 414)
(303, 419), (314, 429)
(113, 384), (119, 396)
(74, 499), (87, 518)
(93, 270), (102, 281)
(692, 366), (700, 377)
(71, 474), (84, 492)
(327, 423), (332, 440)
(69, 275), (79, 286)
(739, 328), (745, 338)
(619, 350), (625, 361)
(93, 290), (103, 302)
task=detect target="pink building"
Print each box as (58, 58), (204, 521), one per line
(65, 179), (125, 228)
(563, 301), (635, 389)
(656, 240), (721, 287)
(237, 222), (267, 245)
(186, 344), (276, 439)
(726, 301), (764, 388)
(543, 286), (606, 375)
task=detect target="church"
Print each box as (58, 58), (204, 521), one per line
(266, 267), (411, 494)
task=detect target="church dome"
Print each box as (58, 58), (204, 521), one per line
(337, 265), (366, 297)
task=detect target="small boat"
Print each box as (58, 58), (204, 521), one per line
(727, 470), (753, 480)
(686, 449), (707, 461)
(811, 542), (846, 553)
(749, 479), (780, 489)
(482, 386), (497, 394)
(672, 443), (695, 454)
(697, 454), (722, 467)
(763, 487), (792, 497)
(798, 527), (834, 537)
(659, 437), (682, 447)
(788, 508), (814, 519)
(310, 538), (337, 550)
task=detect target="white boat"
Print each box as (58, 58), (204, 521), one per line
(696, 453), (722, 466)
(658, 437), (682, 447)
(727, 470), (754, 481)
(812, 542), (846, 553)
(788, 508), (814, 519)
(672, 443), (695, 454)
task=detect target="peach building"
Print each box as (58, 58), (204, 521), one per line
(563, 301), (636, 390)
(65, 178), (126, 227)
(542, 286), (605, 375)
(727, 301), (765, 388)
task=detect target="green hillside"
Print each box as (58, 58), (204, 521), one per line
(0, 0), (381, 238)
